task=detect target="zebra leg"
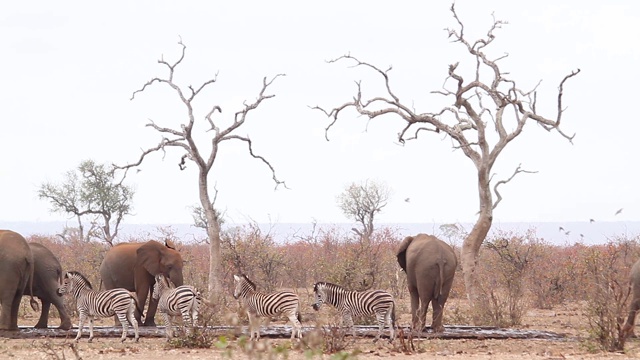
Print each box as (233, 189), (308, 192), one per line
(162, 313), (173, 339)
(75, 314), (85, 342)
(287, 312), (302, 340)
(343, 313), (356, 338)
(117, 312), (129, 342)
(192, 303), (199, 329)
(88, 318), (95, 343)
(387, 308), (396, 342)
(127, 304), (140, 342)
(181, 308), (192, 336)
(373, 312), (385, 342)
(247, 312), (258, 341)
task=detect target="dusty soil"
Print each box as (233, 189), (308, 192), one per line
(3, 300), (640, 359)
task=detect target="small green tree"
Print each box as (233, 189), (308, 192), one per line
(337, 179), (391, 242)
(38, 159), (134, 246)
(336, 180), (392, 290)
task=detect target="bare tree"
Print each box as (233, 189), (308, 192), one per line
(117, 40), (285, 297)
(314, 4), (579, 312)
(38, 159), (134, 246)
(337, 179), (391, 242)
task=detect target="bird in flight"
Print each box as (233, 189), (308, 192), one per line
(615, 208), (623, 216)
(558, 226), (565, 232)
(589, 218), (595, 223)
(404, 198), (410, 203)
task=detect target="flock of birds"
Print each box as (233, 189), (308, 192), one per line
(558, 208), (625, 239)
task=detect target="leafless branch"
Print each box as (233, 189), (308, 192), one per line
(492, 164), (538, 210)
(220, 135), (288, 190)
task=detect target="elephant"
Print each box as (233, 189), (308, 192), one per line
(24, 242), (72, 330)
(623, 258), (640, 338)
(0, 230), (39, 330)
(99, 240), (184, 326)
(396, 233), (457, 333)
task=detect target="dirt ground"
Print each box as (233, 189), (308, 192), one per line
(3, 300), (640, 359)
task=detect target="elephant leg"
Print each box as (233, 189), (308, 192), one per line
(0, 291), (18, 330)
(34, 300), (50, 328)
(431, 298), (444, 333)
(624, 297), (640, 338)
(52, 296), (72, 330)
(9, 291), (22, 330)
(144, 296), (159, 327)
(432, 278), (454, 333)
(417, 279), (436, 332)
(408, 284), (420, 332)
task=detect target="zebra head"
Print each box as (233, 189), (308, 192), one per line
(57, 271), (92, 295)
(153, 274), (173, 300)
(312, 282), (327, 311)
(233, 274), (256, 299)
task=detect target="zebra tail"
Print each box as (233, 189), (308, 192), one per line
(198, 291), (215, 308)
(391, 301), (396, 328)
(131, 293), (145, 320)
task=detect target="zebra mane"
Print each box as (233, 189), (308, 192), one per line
(240, 274), (257, 291)
(314, 281), (345, 293)
(67, 270), (93, 289)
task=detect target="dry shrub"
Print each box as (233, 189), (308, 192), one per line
(581, 236), (640, 352)
(473, 229), (544, 326)
(27, 233), (107, 318)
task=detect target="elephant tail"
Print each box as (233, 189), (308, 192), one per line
(435, 259), (445, 300)
(26, 258), (39, 312)
(396, 236), (414, 272)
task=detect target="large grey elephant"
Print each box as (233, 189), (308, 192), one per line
(623, 258), (640, 337)
(396, 233), (457, 333)
(0, 230), (39, 330)
(99, 240), (184, 326)
(24, 242), (72, 329)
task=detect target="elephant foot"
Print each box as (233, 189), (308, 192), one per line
(432, 326), (445, 333)
(0, 325), (19, 331)
(58, 322), (72, 331)
(34, 322), (48, 329)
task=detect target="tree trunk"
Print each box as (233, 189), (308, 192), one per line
(461, 167), (493, 323)
(199, 172), (222, 300)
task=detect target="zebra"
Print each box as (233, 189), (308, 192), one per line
(233, 274), (302, 340)
(312, 281), (396, 342)
(152, 274), (202, 338)
(57, 271), (141, 343)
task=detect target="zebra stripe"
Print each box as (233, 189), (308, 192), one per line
(58, 271), (139, 343)
(153, 274), (202, 338)
(233, 274), (302, 340)
(312, 281), (396, 342)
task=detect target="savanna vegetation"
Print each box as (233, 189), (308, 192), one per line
(21, 224), (640, 353)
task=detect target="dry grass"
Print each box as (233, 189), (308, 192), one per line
(7, 299), (640, 359)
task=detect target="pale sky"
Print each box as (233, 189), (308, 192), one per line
(1, 1), (639, 227)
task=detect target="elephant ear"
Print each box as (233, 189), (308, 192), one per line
(396, 236), (414, 272)
(136, 241), (165, 275)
